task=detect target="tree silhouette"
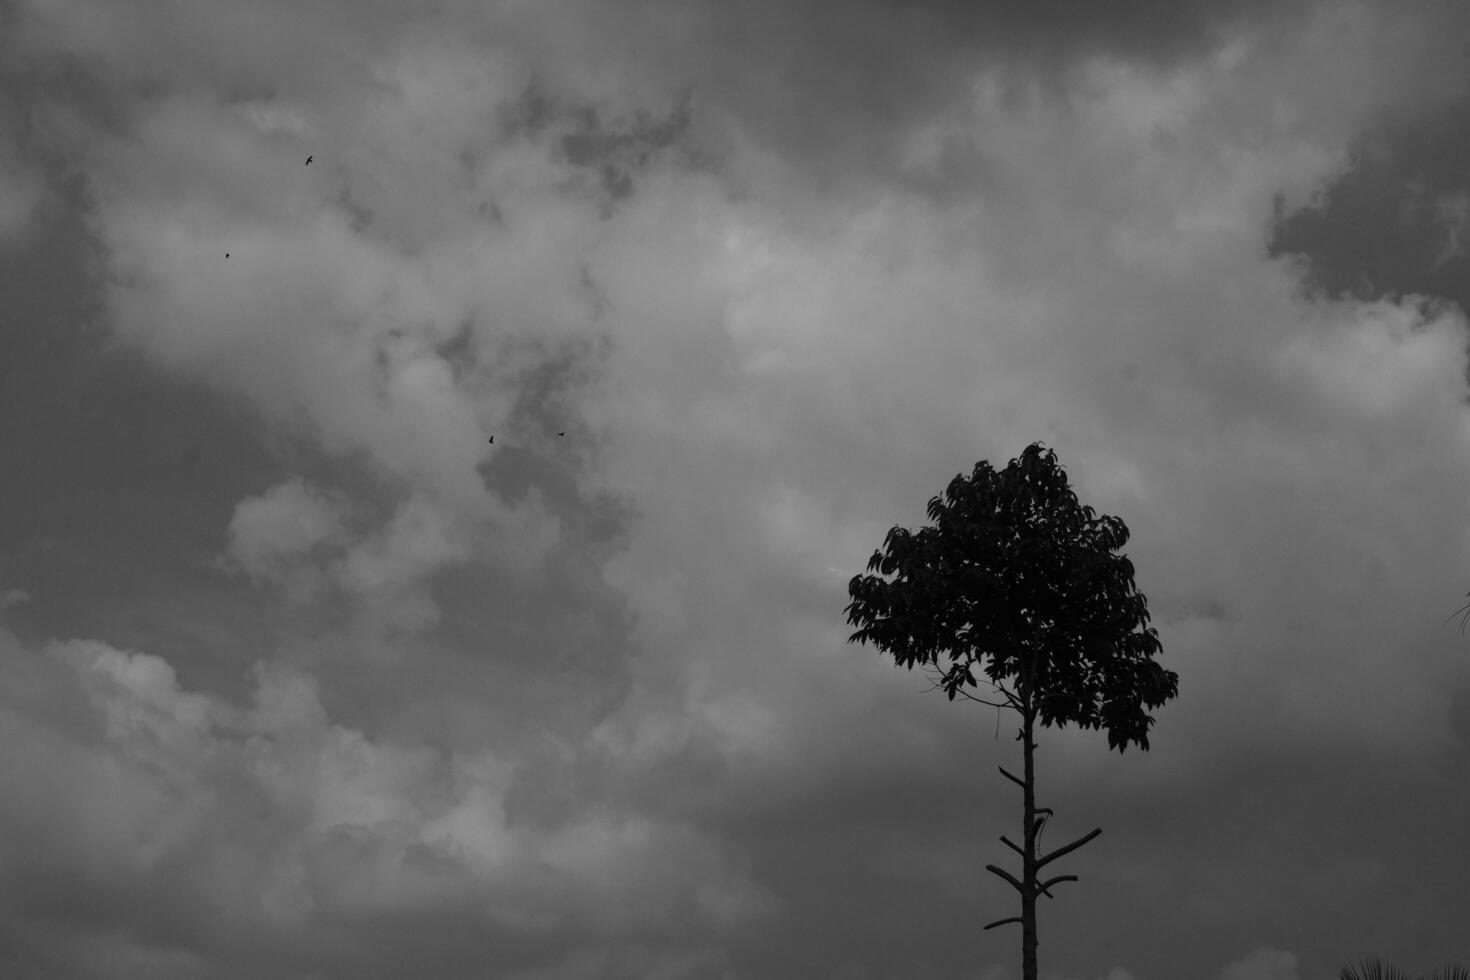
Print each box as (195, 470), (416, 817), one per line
(1340, 956), (1469, 980)
(844, 442), (1179, 980)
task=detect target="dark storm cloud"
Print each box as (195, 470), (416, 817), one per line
(1272, 87), (1470, 311)
(500, 81), (703, 214)
(695, 0), (1315, 81)
(566, 0), (1319, 189)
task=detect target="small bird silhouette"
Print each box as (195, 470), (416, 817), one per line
(557, 431), (565, 437)
(225, 252), (230, 258)
(305, 155), (313, 165)
(487, 436), (494, 444)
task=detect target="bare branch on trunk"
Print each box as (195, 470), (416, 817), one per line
(1036, 874), (1080, 895)
(985, 863), (1025, 894)
(1036, 827), (1102, 870)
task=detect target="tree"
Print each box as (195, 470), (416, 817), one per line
(844, 442), (1179, 980)
(1340, 957), (1469, 980)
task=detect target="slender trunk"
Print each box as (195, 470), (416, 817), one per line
(1021, 701), (1038, 980)
(983, 645), (1101, 978)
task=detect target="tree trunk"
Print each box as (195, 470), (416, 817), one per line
(1021, 701), (1038, 980)
(981, 648), (1100, 978)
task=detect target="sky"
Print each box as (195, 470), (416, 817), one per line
(1, 1), (1469, 978)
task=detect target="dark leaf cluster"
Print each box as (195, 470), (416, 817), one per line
(844, 443), (1179, 753)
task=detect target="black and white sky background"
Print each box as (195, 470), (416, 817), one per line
(2, 1), (1470, 978)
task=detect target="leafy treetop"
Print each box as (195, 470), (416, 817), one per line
(845, 442), (1178, 752)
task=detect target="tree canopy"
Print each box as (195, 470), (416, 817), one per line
(845, 442), (1178, 752)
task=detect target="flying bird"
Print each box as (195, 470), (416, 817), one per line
(225, 252), (230, 258)
(487, 436), (494, 444)
(557, 431), (566, 437)
(305, 155), (313, 165)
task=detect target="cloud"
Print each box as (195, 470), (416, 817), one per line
(978, 949), (1295, 980)
(223, 478), (559, 636)
(0, 627), (775, 974)
(0, 75), (45, 242)
(1274, 293), (1465, 421)
(976, 965), (1143, 980)
(0, 149), (45, 242)
(331, 492), (476, 632)
(223, 477), (350, 596)
(1431, 189), (1470, 269)
(1220, 947), (1301, 980)
(589, 120), (1467, 819)
(502, 945), (741, 980)
(7, 0), (1470, 974)
(487, 0), (1330, 195)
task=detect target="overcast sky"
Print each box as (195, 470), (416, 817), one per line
(2, 1), (1470, 978)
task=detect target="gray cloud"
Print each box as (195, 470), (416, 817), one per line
(4, 0), (1470, 977)
(0, 627), (776, 978)
(521, 0), (1324, 186)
